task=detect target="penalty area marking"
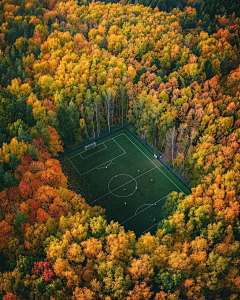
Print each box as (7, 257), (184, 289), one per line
(112, 137), (126, 154)
(79, 151), (125, 176)
(96, 159), (113, 169)
(79, 142), (107, 159)
(108, 174), (137, 197)
(135, 204), (151, 215)
(65, 136), (127, 176)
(60, 133), (125, 164)
(120, 195), (168, 225)
(142, 218), (164, 235)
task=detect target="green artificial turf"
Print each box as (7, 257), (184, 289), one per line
(60, 129), (190, 237)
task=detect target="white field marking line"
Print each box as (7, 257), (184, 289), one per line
(69, 157), (82, 177)
(95, 135), (127, 170)
(60, 133), (125, 164)
(120, 195), (168, 225)
(73, 152), (126, 176)
(122, 133), (185, 194)
(142, 218), (163, 235)
(112, 137), (126, 154)
(61, 140), (109, 163)
(79, 135), (127, 175)
(108, 174), (137, 198)
(96, 159), (113, 169)
(89, 166), (157, 205)
(79, 142), (107, 159)
(135, 204), (151, 215)
(68, 135), (127, 176)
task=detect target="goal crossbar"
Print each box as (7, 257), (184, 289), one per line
(84, 142), (96, 151)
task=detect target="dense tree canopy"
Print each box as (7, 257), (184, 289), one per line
(0, 0), (240, 299)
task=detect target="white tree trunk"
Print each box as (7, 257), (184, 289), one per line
(112, 97), (114, 126)
(171, 127), (177, 161)
(105, 90), (111, 133)
(92, 112), (95, 140)
(121, 88), (125, 126)
(95, 102), (99, 137)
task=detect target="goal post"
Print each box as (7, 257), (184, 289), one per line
(84, 142), (96, 151)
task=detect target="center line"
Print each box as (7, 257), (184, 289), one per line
(89, 166), (157, 205)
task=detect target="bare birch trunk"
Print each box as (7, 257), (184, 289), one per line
(92, 111), (95, 140)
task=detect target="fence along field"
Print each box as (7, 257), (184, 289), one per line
(60, 129), (189, 237)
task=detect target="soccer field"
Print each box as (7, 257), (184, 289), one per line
(60, 130), (190, 237)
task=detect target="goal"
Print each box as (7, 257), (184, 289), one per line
(84, 142), (96, 151)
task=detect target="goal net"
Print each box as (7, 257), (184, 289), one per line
(84, 142), (96, 151)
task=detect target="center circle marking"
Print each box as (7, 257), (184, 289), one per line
(108, 174), (137, 197)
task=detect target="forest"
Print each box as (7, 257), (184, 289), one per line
(0, 0), (240, 299)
